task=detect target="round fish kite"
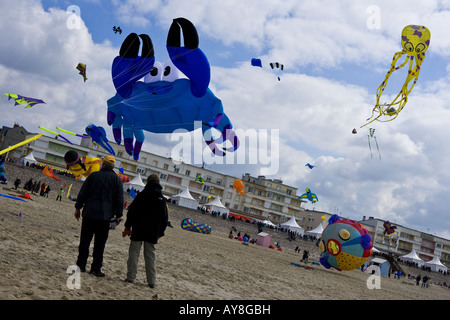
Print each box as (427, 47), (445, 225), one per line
(107, 17), (239, 160)
(181, 217), (211, 234)
(362, 25), (430, 127)
(319, 214), (373, 271)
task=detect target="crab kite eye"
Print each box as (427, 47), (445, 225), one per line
(144, 61), (163, 83)
(161, 60), (183, 82)
(339, 229), (351, 241)
(415, 43), (426, 53)
(403, 42), (414, 52)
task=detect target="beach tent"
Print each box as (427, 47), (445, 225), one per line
(306, 222), (323, 237)
(170, 187), (198, 210)
(263, 220), (276, 228)
(367, 258), (390, 277)
(400, 249), (424, 267)
(207, 196), (229, 215)
(424, 256), (448, 273)
(21, 152), (38, 165)
(280, 215), (304, 236)
(123, 173), (145, 192)
(256, 232), (271, 247)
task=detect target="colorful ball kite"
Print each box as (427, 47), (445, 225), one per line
(362, 25), (430, 127)
(319, 214), (372, 271)
(181, 218), (211, 234)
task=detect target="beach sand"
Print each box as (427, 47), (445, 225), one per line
(1, 184), (449, 303)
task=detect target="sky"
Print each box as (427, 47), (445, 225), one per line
(1, 0), (450, 239)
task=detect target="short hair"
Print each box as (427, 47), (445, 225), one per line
(147, 174), (160, 183)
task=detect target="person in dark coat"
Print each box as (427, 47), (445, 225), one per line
(74, 155), (124, 277)
(122, 174), (168, 288)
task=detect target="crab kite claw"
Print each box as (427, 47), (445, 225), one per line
(167, 17), (210, 98)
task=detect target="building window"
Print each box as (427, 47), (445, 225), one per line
(286, 189), (292, 196)
(203, 185), (211, 192)
(163, 163), (169, 170)
(174, 167), (179, 173)
(160, 173), (168, 181)
(233, 204), (239, 210)
(248, 186), (254, 193)
(185, 170), (191, 176)
(152, 160), (158, 167)
(118, 151), (123, 157)
(243, 207), (250, 213)
(206, 176), (212, 182)
(216, 179), (222, 185)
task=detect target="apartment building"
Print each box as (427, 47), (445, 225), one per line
(360, 216), (450, 268)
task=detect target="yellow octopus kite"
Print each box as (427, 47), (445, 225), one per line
(362, 25), (430, 127)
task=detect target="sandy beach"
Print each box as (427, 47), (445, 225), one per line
(1, 163), (449, 306)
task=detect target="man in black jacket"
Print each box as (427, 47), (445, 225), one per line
(74, 155), (124, 277)
(122, 174), (168, 288)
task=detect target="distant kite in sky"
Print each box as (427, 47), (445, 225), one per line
(113, 26), (122, 34)
(352, 128), (357, 134)
(367, 128), (381, 160)
(195, 175), (205, 185)
(4, 93), (45, 108)
(251, 58), (284, 81)
(362, 25), (430, 127)
(76, 63), (87, 82)
(305, 163), (315, 169)
(85, 123), (115, 155)
(298, 188), (319, 204)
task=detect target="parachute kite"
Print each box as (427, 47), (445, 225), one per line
(362, 25), (430, 127)
(319, 214), (373, 271)
(181, 217), (211, 234)
(232, 178), (244, 195)
(383, 221), (397, 236)
(76, 63), (87, 82)
(298, 188), (318, 204)
(107, 17), (239, 160)
(85, 123), (115, 155)
(4, 93), (45, 108)
(251, 59), (284, 81)
(367, 128), (381, 159)
(42, 165), (66, 188)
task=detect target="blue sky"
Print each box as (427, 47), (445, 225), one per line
(2, 0), (450, 240)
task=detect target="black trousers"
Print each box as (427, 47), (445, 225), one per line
(76, 217), (110, 272)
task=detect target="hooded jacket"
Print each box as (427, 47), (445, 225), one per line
(124, 180), (168, 244)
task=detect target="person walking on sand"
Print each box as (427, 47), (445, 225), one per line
(56, 187), (64, 201)
(74, 155), (124, 277)
(122, 174), (168, 288)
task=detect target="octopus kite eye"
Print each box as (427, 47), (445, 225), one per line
(404, 42), (414, 52)
(415, 43), (426, 53)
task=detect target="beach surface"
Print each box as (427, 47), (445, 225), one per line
(1, 163), (449, 302)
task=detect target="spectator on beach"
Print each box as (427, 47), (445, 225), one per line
(56, 188), (64, 201)
(228, 231), (233, 239)
(122, 174), (168, 288)
(416, 275), (421, 286)
(13, 177), (21, 190)
(40, 183), (46, 196)
(422, 275), (429, 288)
(44, 185), (50, 197)
(302, 250), (309, 264)
(74, 155), (124, 277)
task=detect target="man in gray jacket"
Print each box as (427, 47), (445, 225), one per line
(74, 155), (124, 277)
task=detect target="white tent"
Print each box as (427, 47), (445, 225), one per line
(280, 216), (304, 236)
(306, 222), (323, 237)
(21, 152), (38, 165)
(424, 256), (448, 273)
(124, 173), (145, 192)
(207, 196), (229, 215)
(263, 220), (276, 228)
(400, 249), (424, 267)
(170, 187), (198, 210)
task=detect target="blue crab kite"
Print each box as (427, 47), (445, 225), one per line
(107, 17), (240, 160)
